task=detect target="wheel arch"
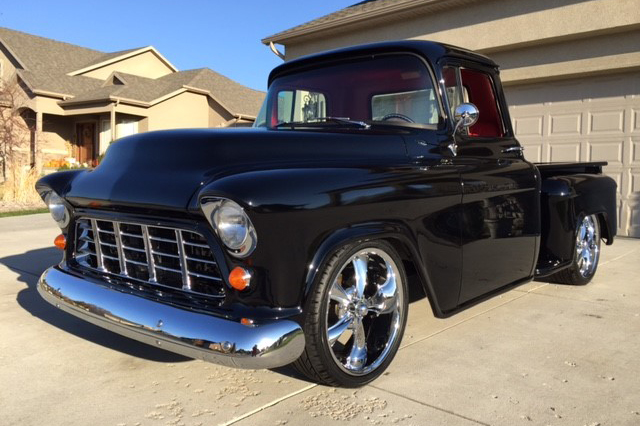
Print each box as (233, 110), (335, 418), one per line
(302, 222), (444, 317)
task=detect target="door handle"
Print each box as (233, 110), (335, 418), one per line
(501, 146), (524, 154)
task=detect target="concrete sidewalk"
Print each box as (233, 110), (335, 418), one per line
(1, 214), (638, 426)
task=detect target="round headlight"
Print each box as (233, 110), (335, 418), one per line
(46, 192), (70, 228)
(201, 198), (257, 257)
(215, 201), (249, 250)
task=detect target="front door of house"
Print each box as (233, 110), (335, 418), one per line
(75, 123), (95, 164)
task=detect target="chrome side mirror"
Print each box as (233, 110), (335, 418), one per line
(448, 103), (479, 156)
(454, 103), (479, 128)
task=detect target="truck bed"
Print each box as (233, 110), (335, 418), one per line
(535, 161), (607, 179)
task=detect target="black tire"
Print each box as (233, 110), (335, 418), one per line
(293, 240), (409, 387)
(549, 213), (601, 285)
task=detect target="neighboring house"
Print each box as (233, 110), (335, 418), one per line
(0, 27), (264, 167)
(262, 0), (640, 237)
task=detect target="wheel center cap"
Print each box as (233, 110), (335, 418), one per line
(355, 302), (368, 317)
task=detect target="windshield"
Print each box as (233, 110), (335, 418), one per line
(254, 55), (441, 129)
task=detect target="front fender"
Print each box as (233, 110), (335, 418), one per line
(35, 169), (87, 201)
(301, 222), (445, 317)
(192, 165), (460, 312)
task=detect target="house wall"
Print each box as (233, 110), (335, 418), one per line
(146, 91), (210, 131)
(80, 51), (174, 79)
(41, 114), (72, 159)
(208, 97), (234, 127)
(0, 43), (19, 82)
(282, 0), (639, 85)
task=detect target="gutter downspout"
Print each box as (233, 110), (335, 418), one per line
(269, 42), (285, 60)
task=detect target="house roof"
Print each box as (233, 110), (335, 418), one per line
(58, 68), (265, 117)
(0, 27), (103, 74)
(262, 0), (476, 45)
(0, 27), (264, 117)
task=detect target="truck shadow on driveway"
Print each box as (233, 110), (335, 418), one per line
(1, 247), (190, 363)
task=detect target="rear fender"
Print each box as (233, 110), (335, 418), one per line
(540, 174), (617, 263)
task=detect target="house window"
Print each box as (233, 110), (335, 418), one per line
(117, 119), (138, 139)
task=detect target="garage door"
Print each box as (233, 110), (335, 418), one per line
(505, 71), (640, 237)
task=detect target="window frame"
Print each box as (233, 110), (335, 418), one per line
(438, 59), (513, 139)
(263, 52), (447, 131)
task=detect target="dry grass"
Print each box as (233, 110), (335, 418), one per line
(1, 160), (42, 205)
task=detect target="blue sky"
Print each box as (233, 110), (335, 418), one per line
(0, 0), (356, 91)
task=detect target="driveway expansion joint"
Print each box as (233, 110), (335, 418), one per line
(370, 385), (491, 426)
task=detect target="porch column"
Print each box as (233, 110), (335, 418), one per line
(34, 111), (43, 169)
(110, 106), (116, 143)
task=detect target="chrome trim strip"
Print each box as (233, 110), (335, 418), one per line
(149, 236), (177, 243)
(188, 271), (222, 281)
(141, 225), (157, 283)
(183, 241), (209, 249)
(122, 245), (145, 253)
(175, 230), (191, 291)
(125, 259), (148, 267)
(154, 264), (182, 274)
(185, 256), (217, 265)
(120, 231), (144, 238)
(90, 219), (104, 270)
(151, 250), (180, 259)
(38, 267), (305, 369)
(112, 222), (127, 275)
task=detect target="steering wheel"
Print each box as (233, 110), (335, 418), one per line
(381, 113), (415, 123)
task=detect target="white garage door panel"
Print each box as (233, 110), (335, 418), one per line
(506, 71), (640, 237)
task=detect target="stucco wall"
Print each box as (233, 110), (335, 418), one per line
(145, 91), (210, 131)
(208, 97), (234, 127)
(0, 43), (18, 83)
(41, 114), (72, 157)
(80, 51), (174, 79)
(281, 0), (639, 85)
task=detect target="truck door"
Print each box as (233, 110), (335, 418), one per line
(442, 64), (540, 304)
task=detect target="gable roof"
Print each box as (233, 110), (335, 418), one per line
(58, 68), (265, 118)
(262, 0), (474, 44)
(0, 27), (264, 117)
(68, 46), (178, 76)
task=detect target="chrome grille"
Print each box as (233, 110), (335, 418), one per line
(74, 218), (224, 298)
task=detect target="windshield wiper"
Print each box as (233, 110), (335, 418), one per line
(274, 117), (371, 129)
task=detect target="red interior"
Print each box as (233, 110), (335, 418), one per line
(460, 68), (504, 137)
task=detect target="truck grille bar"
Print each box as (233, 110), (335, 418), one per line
(74, 218), (224, 298)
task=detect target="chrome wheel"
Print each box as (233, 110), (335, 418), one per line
(325, 248), (404, 376)
(576, 214), (600, 277)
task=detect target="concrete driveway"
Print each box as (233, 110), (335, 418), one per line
(1, 214), (638, 426)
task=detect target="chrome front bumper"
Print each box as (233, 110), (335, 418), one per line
(37, 267), (305, 369)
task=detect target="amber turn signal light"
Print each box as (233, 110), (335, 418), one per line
(54, 234), (66, 250)
(229, 266), (251, 291)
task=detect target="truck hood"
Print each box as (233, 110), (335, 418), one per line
(63, 128), (407, 211)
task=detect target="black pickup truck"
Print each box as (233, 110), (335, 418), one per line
(36, 41), (616, 387)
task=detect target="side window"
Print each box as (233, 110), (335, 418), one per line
(443, 66), (504, 138)
(276, 90), (326, 124)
